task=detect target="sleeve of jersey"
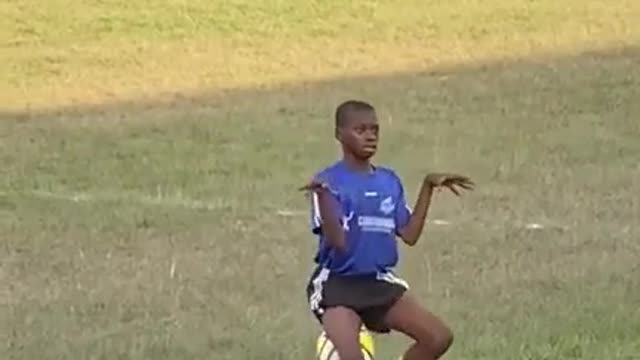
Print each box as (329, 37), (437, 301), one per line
(310, 190), (342, 235)
(395, 181), (412, 235)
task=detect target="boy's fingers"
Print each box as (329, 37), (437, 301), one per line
(299, 183), (317, 191)
(457, 182), (474, 190)
(299, 182), (329, 192)
(447, 184), (460, 196)
(451, 175), (471, 183)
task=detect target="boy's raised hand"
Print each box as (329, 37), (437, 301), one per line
(424, 173), (475, 196)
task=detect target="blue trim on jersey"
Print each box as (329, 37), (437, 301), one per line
(309, 160), (412, 275)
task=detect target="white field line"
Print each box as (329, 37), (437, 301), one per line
(275, 209), (560, 229)
(3, 189), (565, 230)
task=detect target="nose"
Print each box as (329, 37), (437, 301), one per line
(364, 130), (377, 141)
(364, 136), (377, 145)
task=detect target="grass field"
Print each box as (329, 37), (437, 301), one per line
(2, 1), (640, 359)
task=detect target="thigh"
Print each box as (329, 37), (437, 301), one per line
(382, 291), (451, 343)
(358, 282), (407, 333)
(321, 306), (365, 360)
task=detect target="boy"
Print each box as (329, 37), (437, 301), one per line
(300, 100), (474, 360)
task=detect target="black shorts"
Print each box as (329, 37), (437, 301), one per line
(305, 266), (409, 333)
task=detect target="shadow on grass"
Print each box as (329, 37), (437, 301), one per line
(3, 45), (638, 195)
(1, 46), (638, 124)
(2, 46), (640, 360)
(2, 45), (639, 215)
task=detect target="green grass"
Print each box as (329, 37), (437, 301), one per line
(2, 1), (640, 359)
(2, 0), (640, 110)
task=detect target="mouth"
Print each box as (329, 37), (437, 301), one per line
(362, 144), (377, 153)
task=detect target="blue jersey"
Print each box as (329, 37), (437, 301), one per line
(309, 160), (412, 276)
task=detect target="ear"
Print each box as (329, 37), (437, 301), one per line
(334, 127), (341, 141)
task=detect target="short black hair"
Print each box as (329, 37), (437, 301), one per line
(335, 100), (375, 128)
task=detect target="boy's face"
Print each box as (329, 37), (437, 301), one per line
(337, 109), (379, 159)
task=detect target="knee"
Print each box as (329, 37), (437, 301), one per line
(429, 325), (453, 356)
(434, 326), (453, 354)
(416, 325), (453, 357)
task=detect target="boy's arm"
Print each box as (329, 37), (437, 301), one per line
(313, 189), (347, 253)
(304, 179), (347, 253)
(396, 180), (435, 246)
(396, 173), (474, 246)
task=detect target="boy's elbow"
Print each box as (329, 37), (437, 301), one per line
(403, 236), (418, 246)
(398, 228), (419, 246)
(334, 242), (348, 254)
(326, 231), (347, 252)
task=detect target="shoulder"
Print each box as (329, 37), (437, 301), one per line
(374, 166), (408, 197)
(313, 161), (345, 183)
(374, 165), (404, 185)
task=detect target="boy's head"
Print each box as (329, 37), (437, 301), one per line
(334, 100), (379, 160)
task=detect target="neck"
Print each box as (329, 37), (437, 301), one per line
(342, 153), (373, 173)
